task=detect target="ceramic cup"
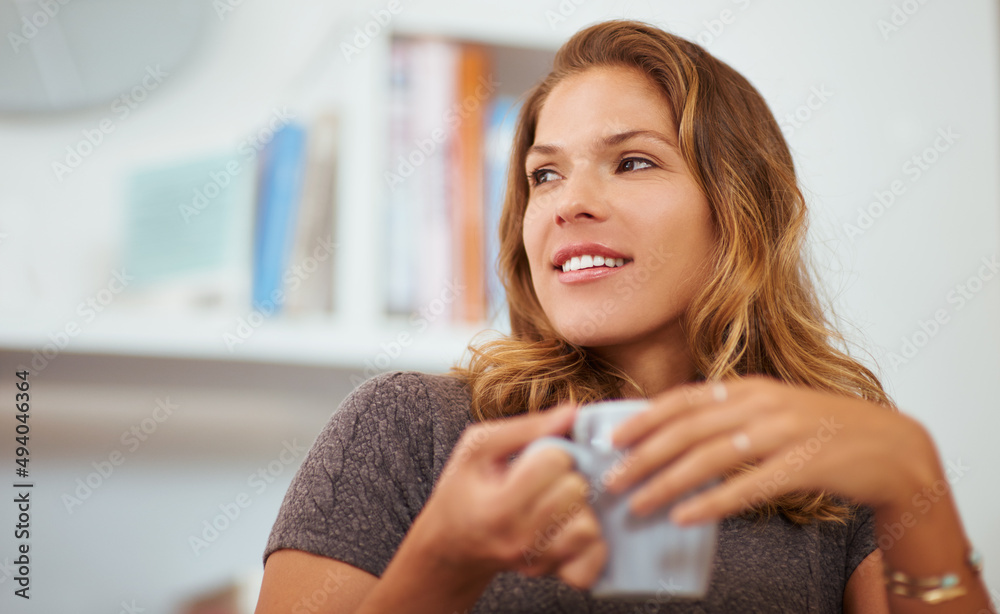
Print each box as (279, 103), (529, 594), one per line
(522, 399), (718, 600)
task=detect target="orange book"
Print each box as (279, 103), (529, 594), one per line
(450, 44), (490, 323)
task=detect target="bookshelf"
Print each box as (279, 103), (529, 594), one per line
(0, 15), (557, 374)
(5, 311), (489, 371)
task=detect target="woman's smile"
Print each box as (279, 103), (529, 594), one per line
(552, 242), (632, 283)
(521, 65), (716, 358)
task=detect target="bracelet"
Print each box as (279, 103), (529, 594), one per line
(883, 548), (983, 605)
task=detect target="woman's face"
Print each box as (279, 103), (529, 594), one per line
(522, 66), (717, 356)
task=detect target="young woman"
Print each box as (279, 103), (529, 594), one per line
(255, 20), (994, 613)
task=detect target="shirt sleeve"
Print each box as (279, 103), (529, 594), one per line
(263, 372), (439, 578)
(844, 504), (879, 579)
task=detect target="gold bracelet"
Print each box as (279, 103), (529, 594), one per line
(886, 583), (967, 605)
(883, 548), (983, 605)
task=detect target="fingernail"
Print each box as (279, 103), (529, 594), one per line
(552, 403), (574, 419)
(670, 504), (693, 524)
(605, 475), (622, 494)
(611, 424), (631, 447)
(630, 494), (651, 517)
(671, 502), (705, 525)
(608, 468), (635, 494)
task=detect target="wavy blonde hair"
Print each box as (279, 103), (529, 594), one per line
(452, 20), (893, 524)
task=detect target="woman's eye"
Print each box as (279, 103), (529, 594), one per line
(529, 168), (559, 186)
(618, 157), (654, 173)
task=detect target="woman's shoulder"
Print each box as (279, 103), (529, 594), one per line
(264, 371), (473, 574)
(343, 370), (472, 425)
(351, 370), (470, 404)
(327, 371), (475, 474)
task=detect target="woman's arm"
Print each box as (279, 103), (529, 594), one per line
(256, 403), (608, 613)
(350, 510), (504, 614)
(844, 550), (890, 614)
(255, 550), (378, 613)
(843, 472), (994, 614)
(607, 377), (995, 614)
(869, 439), (995, 614)
(254, 546), (492, 614)
(351, 404), (607, 613)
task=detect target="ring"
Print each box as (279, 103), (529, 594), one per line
(710, 382), (728, 403)
(731, 431), (751, 453)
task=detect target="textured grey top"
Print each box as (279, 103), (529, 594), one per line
(265, 371), (877, 613)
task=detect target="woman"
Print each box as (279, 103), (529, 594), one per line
(256, 20), (994, 613)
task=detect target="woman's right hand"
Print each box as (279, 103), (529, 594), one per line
(404, 403), (608, 591)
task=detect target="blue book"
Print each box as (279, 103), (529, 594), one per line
(484, 96), (520, 325)
(252, 122), (308, 314)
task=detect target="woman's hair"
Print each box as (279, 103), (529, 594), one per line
(452, 20), (894, 524)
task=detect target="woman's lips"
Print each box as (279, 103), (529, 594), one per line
(557, 261), (630, 283)
(551, 243), (630, 269)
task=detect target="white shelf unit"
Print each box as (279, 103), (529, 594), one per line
(0, 312), (493, 371)
(0, 16), (557, 373)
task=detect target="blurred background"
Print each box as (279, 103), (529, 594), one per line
(0, 0), (997, 612)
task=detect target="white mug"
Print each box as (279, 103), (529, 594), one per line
(522, 399), (718, 600)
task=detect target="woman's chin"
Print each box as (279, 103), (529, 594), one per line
(555, 322), (634, 349)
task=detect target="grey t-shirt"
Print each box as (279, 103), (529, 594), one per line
(265, 371), (878, 613)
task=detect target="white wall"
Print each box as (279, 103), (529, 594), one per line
(0, 0), (997, 611)
(0, 352), (356, 614)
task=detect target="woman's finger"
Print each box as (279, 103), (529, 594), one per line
(612, 380), (734, 448)
(667, 453), (800, 525)
(521, 470), (592, 541)
(505, 444), (578, 506)
(517, 490), (602, 578)
(520, 501), (604, 578)
(557, 534), (609, 590)
(466, 402), (577, 463)
(626, 412), (796, 516)
(607, 397), (762, 494)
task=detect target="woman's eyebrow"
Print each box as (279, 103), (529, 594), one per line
(526, 129), (678, 161)
(601, 129), (678, 151)
(525, 142), (561, 158)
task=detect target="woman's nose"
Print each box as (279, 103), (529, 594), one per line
(553, 173), (609, 226)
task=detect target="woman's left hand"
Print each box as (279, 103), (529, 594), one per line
(606, 376), (942, 524)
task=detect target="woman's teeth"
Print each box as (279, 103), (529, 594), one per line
(561, 255), (626, 272)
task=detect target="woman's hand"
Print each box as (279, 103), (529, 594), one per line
(405, 403), (608, 591)
(606, 376), (943, 524)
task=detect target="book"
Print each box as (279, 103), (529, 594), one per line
(385, 39), (417, 315)
(252, 122), (308, 315)
(283, 113), (339, 315)
(122, 152), (254, 312)
(451, 44), (490, 324)
(385, 38), (459, 323)
(384, 37), (525, 326)
(483, 95), (521, 325)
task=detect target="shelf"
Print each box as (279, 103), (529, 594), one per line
(0, 14), (549, 374)
(0, 312), (498, 372)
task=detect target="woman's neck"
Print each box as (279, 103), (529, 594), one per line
(591, 325), (698, 397)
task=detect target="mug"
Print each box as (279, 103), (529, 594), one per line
(522, 399), (718, 600)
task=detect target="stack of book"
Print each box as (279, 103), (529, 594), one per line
(123, 113), (339, 318)
(251, 115), (339, 317)
(384, 36), (520, 325)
